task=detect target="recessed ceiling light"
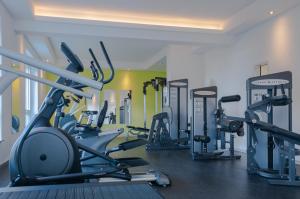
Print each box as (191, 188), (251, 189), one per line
(269, 10), (275, 15)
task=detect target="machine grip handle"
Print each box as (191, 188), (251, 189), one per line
(220, 95), (241, 103)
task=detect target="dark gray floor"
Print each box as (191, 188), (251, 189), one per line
(1, 139), (300, 199)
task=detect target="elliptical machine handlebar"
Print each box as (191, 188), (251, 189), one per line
(66, 41), (115, 100)
(88, 41), (115, 85)
(100, 41), (115, 84)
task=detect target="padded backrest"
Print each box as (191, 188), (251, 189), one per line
(97, 100), (108, 128)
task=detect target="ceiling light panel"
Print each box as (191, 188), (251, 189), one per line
(34, 6), (223, 30)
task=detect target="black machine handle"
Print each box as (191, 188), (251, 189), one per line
(143, 81), (152, 95)
(220, 95), (241, 103)
(151, 79), (158, 91)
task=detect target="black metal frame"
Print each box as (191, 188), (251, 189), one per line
(168, 79), (190, 149)
(246, 71), (300, 186)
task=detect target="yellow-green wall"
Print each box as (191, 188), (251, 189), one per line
(12, 78), (25, 130)
(12, 79), (21, 116)
(45, 69), (166, 129)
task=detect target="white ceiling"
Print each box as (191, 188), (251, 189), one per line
(2, 0), (300, 70)
(49, 35), (167, 69)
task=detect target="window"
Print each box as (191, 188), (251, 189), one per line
(0, 16), (2, 141)
(0, 58), (2, 141)
(24, 50), (39, 125)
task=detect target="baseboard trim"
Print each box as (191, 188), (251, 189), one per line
(0, 161), (8, 169)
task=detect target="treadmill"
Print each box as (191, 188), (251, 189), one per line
(0, 182), (164, 199)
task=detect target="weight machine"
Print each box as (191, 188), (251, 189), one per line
(168, 79), (190, 149)
(246, 71), (300, 186)
(191, 86), (244, 160)
(142, 77), (167, 128)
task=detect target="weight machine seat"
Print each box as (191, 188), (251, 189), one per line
(193, 135), (210, 143)
(0, 182), (164, 199)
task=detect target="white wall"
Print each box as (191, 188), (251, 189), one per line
(166, 5), (300, 152)
(166, 45), (205, 124)
(0, 3), (20, 165)
(204, 5), (300, 152)
(167, 45), (205, 89)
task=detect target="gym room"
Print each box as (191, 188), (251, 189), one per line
(0, 0), (300, 198)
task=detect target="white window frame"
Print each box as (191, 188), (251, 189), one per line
(0, 16), (2, 141)
(24, 50), (39, 125)
(0, 59), (2, 141)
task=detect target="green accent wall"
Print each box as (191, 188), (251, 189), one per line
(45, 69), (166, 129)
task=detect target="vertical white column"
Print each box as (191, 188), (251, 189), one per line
(143, 94), (147, 128)
(17, 33), (26, 130)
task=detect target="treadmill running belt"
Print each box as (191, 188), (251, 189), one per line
(0, 182), (164, 199)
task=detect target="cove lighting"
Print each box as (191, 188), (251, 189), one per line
(34, 6), (223, 31)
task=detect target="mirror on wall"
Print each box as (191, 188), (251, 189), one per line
(85, 88), (100, 125)
(103, 89), (117, 124)
(119, 90), (132, 125)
